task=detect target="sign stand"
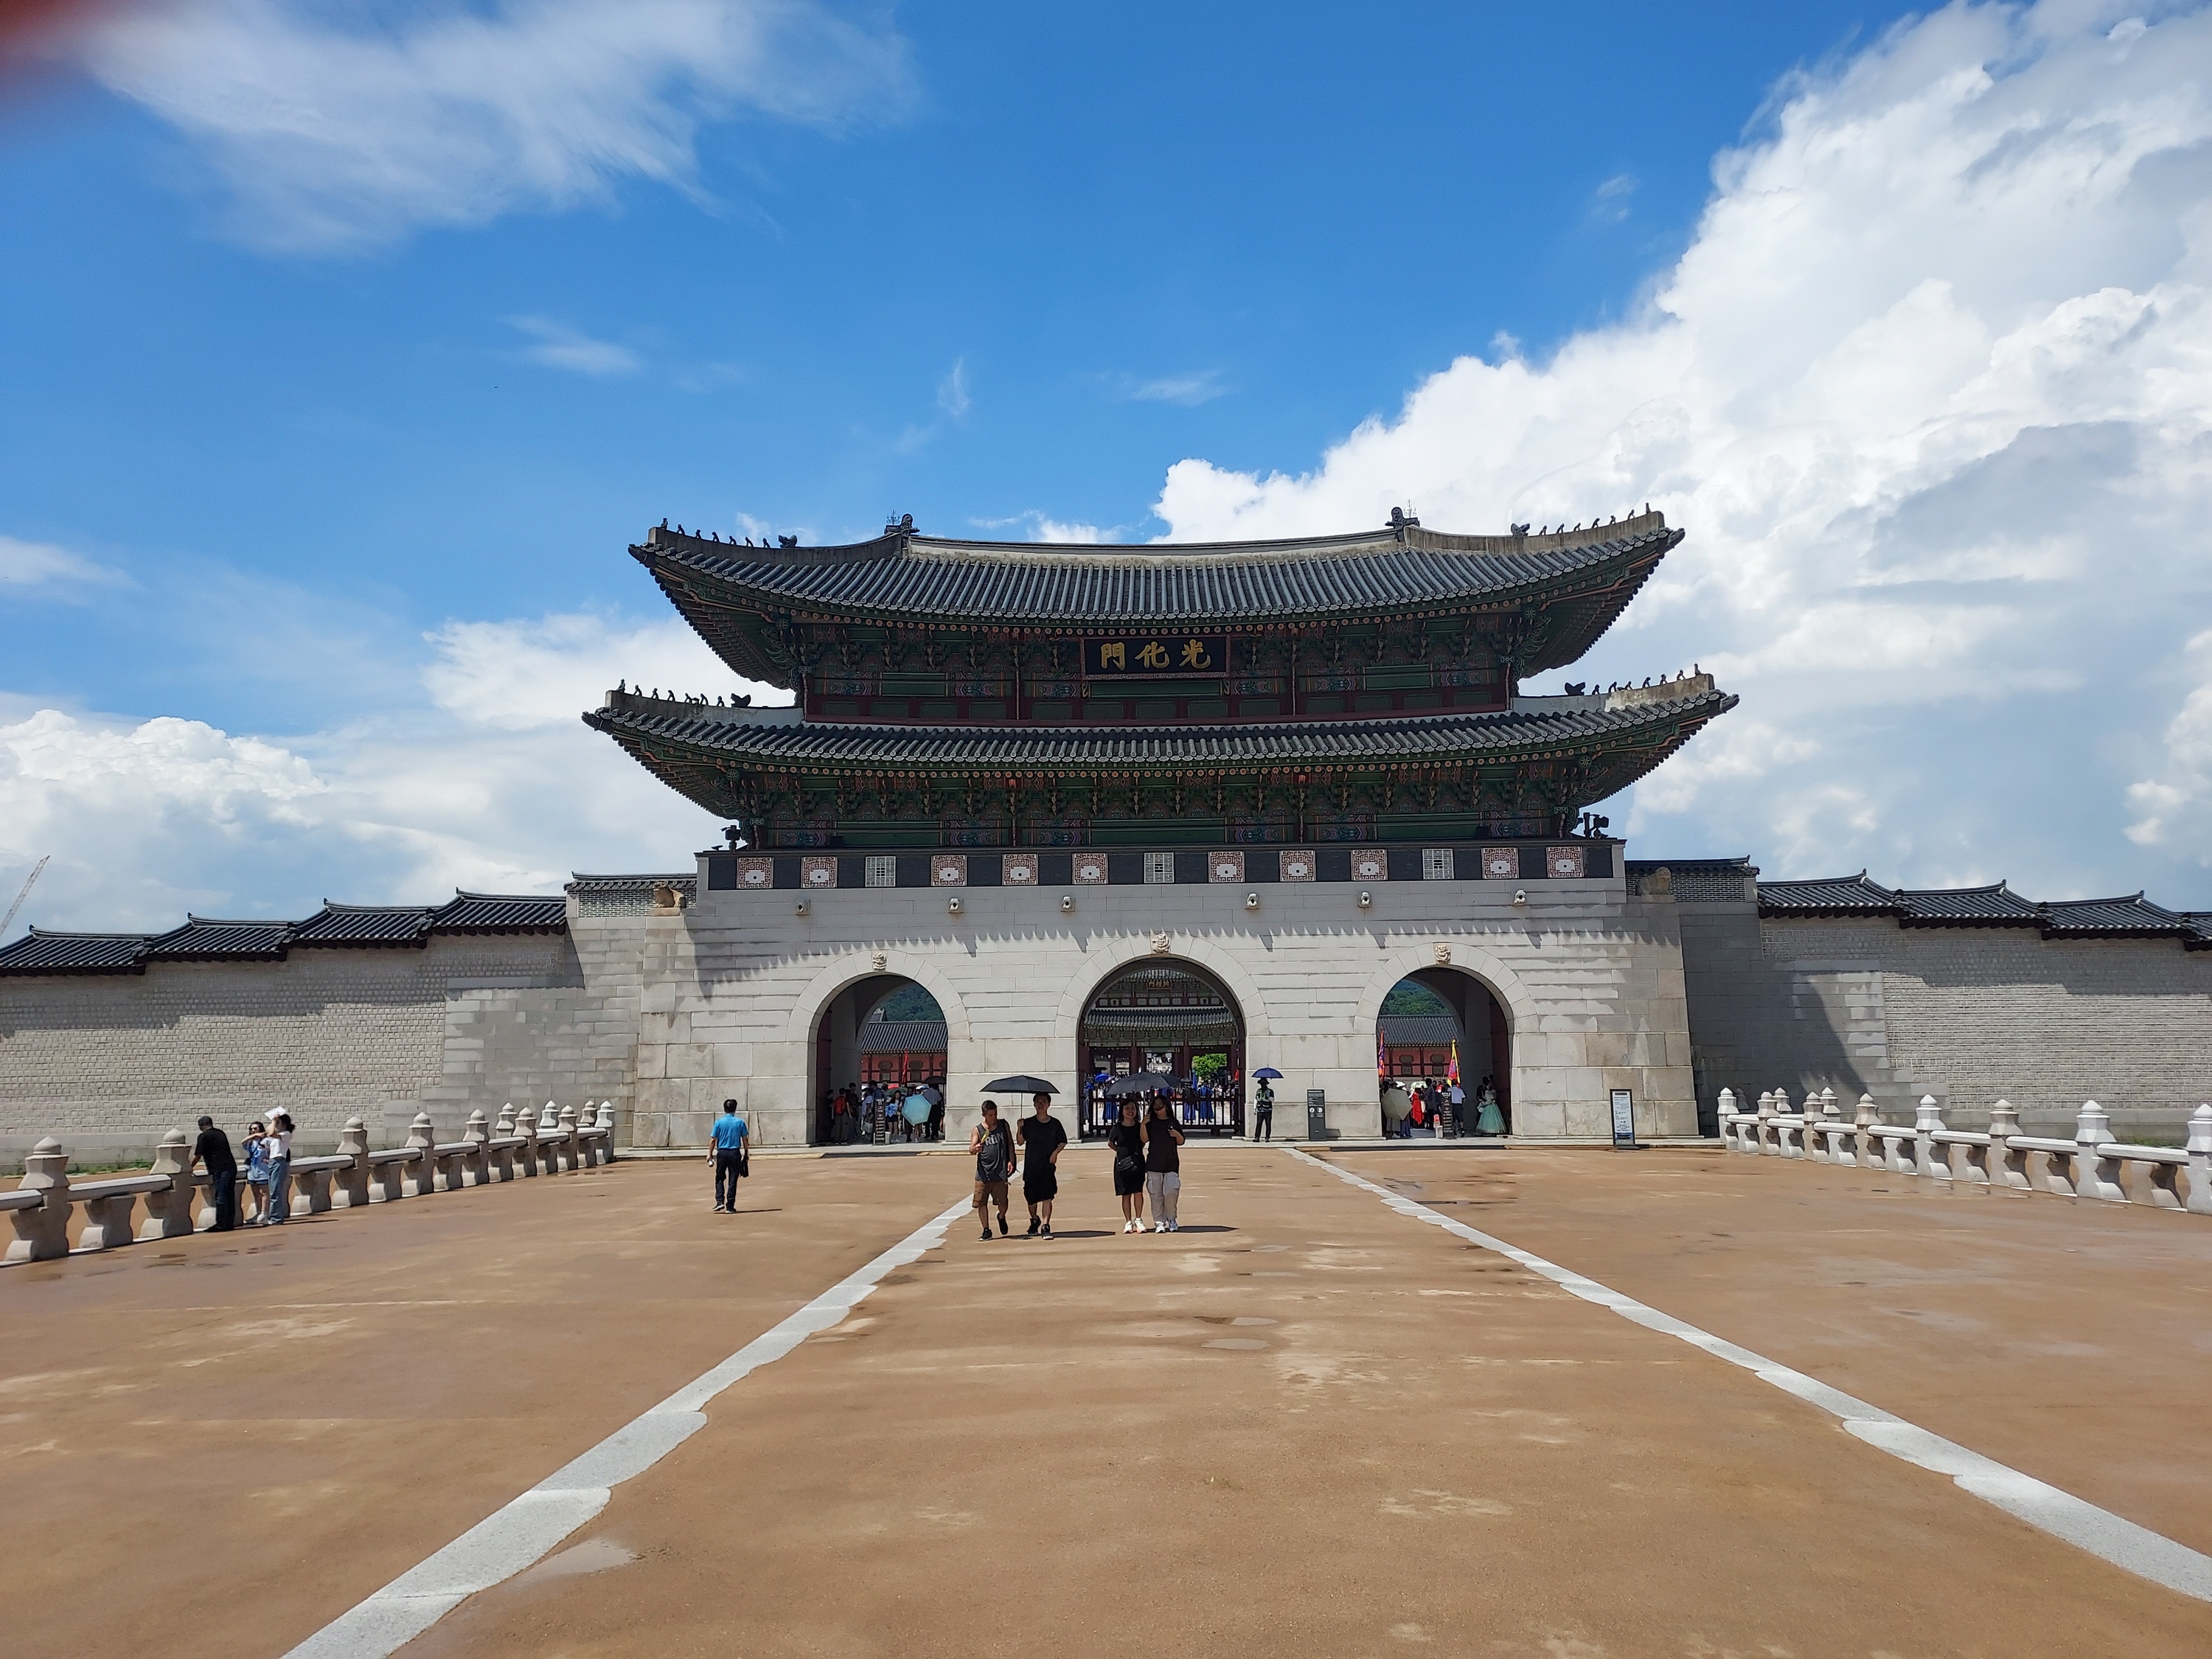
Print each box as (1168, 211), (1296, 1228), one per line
(1610, 1088), (1642, 1151)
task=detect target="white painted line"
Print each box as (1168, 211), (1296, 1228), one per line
(285, 1195), (975, 1659)
(1289, 1147), (2212, 1604)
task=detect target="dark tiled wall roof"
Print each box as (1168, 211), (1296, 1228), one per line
(1757, 875), (2212, 947)
(0, 891), (570, 975)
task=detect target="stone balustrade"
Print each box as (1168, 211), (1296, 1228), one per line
(1717, 1088), (2212, 1216)
(3, 1102), (618, 1265)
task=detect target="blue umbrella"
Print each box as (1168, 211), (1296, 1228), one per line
(901, 1094), (931, 1124)
(1253, 1067), (1283, 1079)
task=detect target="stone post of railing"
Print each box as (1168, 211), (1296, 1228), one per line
(1806, 1092), (1837, 1164)
(1755, 1091), (1777, 1155)
(537, 1104), (566, 1175)
(2073, 1102), (2124, 1203)
(1778, 1090), (1807, 1159)
(1851, 1094), (1879, 1169)
(5, 1139), (72, 1263)
(333, 1117), (371, 1209)
(1716, 1088), (1738, 1151)
(462, 1110), (490, 1186)
(596, 1101), (618, 1160)
(1914, 1096), (1947, 1182)
(557, 1105), (580, 1172)
(513, 1104), (539, 1178)
(403, 1113), (437, 1198)
(1986, 1099), (2026, 1191)
(2187, 1105), (2212, 1216)
(141, 1128), (197, 1240)
(489, 1105), (518, 1182)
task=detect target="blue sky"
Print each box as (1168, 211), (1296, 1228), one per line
(6, 1), (2212, 928)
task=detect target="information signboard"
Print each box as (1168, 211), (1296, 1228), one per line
(1082, 634), (1229, 678)
(1610, 1088), (1637, 1150)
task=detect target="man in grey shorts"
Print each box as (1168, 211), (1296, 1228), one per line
(969, 1099), (1015, 1239)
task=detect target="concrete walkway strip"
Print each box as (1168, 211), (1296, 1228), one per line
(1294, 1148), (2212, 1605)
(284, 1195), (976, 1659)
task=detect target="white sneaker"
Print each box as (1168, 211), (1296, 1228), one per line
(1152, 1220), (1166, 1232)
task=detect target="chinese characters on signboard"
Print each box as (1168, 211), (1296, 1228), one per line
(1081, 634), (1229, 678)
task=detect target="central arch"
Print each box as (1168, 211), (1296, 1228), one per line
(1076, 958), (1246, 1141)
(810, 975), (948, 1146)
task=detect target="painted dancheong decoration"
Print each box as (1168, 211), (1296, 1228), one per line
(585, 509), (1733, 850)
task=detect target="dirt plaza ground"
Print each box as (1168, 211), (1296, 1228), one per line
(2, 1144), (2208, 1656)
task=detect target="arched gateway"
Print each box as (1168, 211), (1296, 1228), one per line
(582, 509), (1722, 1145)
(811, 975), (947, 1144)
(1077, 960), (1245, 1140)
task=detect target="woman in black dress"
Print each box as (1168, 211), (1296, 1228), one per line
(1107, 1099), (1148, 1233)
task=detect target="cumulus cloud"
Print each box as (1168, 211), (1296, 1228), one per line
(0, 611), (789, 933)
(1154, 1), (2212, 900)
(67, 0), (912, 251)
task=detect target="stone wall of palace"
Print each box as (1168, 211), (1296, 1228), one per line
(588, 871), (1697, 1150)
(0, 936), (604, 1163)
(1665, 886), (2212, 1140)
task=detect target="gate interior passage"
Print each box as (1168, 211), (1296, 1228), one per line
(1078, 961), (1245, 1139)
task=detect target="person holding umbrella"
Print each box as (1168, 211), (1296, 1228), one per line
(1144, 1095), (1185, 1232)
(1018, 1092), (1066, 1236)
(1251, 1068), (1281, 1141)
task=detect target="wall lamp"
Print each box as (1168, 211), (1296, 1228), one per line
(1244, 891), (1260, 911)
(947, 895), (963, 914)
(1512, 888), (1528, 907)
(794, 899), (809, 917)
(1060, 894), (1075, 912)
(1356, 888), (1373, 908)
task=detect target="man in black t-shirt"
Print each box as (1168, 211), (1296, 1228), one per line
(190, 1115), (238, 1232)
(1018, 1093), (1068, 1238)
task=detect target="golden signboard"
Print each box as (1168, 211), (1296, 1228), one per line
(1082, 634), (1228, 678)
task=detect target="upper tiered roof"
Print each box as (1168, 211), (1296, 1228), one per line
(636, 510), (1681, 686)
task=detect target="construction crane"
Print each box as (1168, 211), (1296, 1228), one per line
(1, 856), (49, 942)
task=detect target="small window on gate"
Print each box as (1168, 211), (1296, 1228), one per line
(864, 855), (897, 888)
(1144, 851), (1175, 884)
(1422, 848), (1454, 880)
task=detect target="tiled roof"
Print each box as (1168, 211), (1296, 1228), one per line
(292, 903), (434, 947)
(585, 686), (1736, 771)
(145, 917), (296, 961)
(1896, 883), (2042, 926)
(2037, 894), (2194, 938)
(1756, 874), (1899, 917)
(859, 1019), (948, 1053)
(566, 874), (697, 894)
(0, 930), (153, 975)
(1376, 1015), (1462, 1045)
(636, 513), (1680, 627)
(430, 892), (568, 932)
(1756, 877), (2212, 947)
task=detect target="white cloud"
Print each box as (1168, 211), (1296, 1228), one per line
(0, 535), (126, 591)
(1153, 1), (2212, 901)
(69, 0), (912, 251)
(936, 357), (971, 419)
(1121, 369), (1231, 407)
(507, 316), (641, 377)
(1031, 518), (1102, 543)
(0, 611), (792, 933)
(1590, 173), (1636, 223)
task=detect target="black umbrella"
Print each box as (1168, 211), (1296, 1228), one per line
(1252, 1067), (1283, 1079)
(984, 1074), (1057, 1095)
(1104, 1071), (1176, 1098)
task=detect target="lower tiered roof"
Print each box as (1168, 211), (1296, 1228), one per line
(583, 681), (1736, 841)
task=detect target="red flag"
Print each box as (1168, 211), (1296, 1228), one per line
(1447, 1038), (1461, 1087)
(1377, 1021), (1388, 1079)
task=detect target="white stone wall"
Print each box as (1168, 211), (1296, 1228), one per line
(1674, 903), (2212, 1139)
(0, 936), (593, 1162)
(582, 866), (1698, 1149)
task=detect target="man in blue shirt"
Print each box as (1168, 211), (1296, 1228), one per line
(710, 1099), (749, 1212)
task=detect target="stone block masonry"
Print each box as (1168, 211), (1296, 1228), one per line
(0, 936), (601, 1163)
